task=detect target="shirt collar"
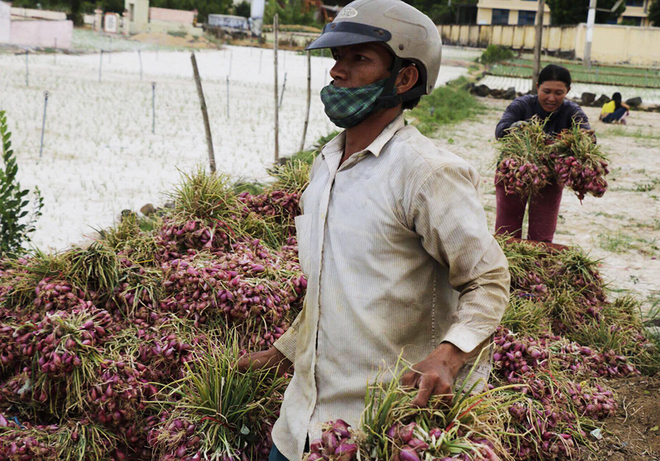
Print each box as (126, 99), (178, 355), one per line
(364, 114), (405, 158)
(320, 114), (406, 162)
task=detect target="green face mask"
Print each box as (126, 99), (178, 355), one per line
(320, 78), (392, 129)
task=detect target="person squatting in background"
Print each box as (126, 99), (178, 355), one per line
(494, 64), (592, 243)
(600, 92), (630, 124)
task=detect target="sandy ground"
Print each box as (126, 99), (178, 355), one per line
(425, 97), (660, 315)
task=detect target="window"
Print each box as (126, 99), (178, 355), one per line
(625, 0), (644, 7)
(621, 16), (643, 25)
(492, 9), (510, 25)
(518, 11), (536, 25)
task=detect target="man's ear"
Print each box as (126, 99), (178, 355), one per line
(395, 66), (419, 95)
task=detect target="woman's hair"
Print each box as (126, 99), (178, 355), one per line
(538, 64), (572, 89)
(612, 92), (622, 110)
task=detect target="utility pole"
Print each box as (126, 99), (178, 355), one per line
(584, 0), (624, 69)
(532, 0), (546, 94)
(584, 0), (597, 69)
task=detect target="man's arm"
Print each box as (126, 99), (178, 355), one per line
(236, 312), (301, 376)
(402, 161), (510, 405)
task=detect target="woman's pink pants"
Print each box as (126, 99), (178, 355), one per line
(494, 181), (564, 243)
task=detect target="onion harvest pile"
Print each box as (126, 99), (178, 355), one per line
(495, 117), (553, 197)
(495, 118), (609, 201)
(0, 165), (307, 461)
(1, 162), (656, 460)
(301, 238), (657, 461)
(551, 124), (609, 201)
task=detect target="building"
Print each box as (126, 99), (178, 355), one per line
(619, 0), (652, 26)
(0, 1), (10, 43)
(125, 0), (149, 34)
(477, 0), (551, 26)
(124, 0), (200, 35)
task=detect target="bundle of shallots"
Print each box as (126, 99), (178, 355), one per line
(551, 122), (609, 201)
(495, 117), (553, 197)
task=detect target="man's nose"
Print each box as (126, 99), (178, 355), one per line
(329, 59), (347, 81)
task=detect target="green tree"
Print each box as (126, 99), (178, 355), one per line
(403, 0), (477, 24)
(0, 111), (44, 257)
(264, 0), (319, 27)
(69, 0), (83, 25)
(649, 0), (660, 26)
(546, 0), (625, 25)
(233, 0), (251, 18)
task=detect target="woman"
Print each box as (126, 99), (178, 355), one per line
(600, 92), (629, 124)
(494, 64), (592, 243)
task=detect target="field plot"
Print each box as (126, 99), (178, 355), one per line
(0, 44), (467, 252)
(488, 59), (660, 88)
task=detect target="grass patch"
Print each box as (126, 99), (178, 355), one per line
(406, 77), (484, 136)
(597, 230), (659, 256)
(598, 230), (635, 253)
(600, 126), (660, 140)
(593, 211), (627, 220)
(612, 178), (660, 192)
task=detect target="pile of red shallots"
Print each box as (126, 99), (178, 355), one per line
(1, 167), (654, 461)
(496, 118), (609, 201)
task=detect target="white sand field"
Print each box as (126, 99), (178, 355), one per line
(0, 44), (467, 252)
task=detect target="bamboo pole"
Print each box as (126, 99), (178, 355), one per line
(151, 82), (156, 134)
(274, 14), (279, 162)
(299, 51), (311, 153)
(39, 91), (49, 157)
(99, 50), (103, 82)
(190, 53), (216, 173)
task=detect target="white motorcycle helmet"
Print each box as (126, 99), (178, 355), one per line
(307, 0), (442, 107)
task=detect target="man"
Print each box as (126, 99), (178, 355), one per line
(239, 1), (510, 459)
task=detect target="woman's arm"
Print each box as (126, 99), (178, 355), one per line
(495, 97), (528, 139)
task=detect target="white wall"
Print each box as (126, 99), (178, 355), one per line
(0, 1), (10, 44)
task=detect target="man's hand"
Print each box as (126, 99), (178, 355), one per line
(400, 342), (472, 407)
(236, 347), (293, 378)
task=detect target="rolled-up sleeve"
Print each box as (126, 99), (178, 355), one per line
(410, 162), (510, 353)
(274, 310), (301, 362)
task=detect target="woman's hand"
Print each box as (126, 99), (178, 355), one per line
(237, 347), (293, 377)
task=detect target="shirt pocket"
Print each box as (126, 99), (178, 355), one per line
(294, 214), (313, 278)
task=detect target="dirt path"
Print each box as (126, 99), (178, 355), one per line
(424, 98), (660, 315)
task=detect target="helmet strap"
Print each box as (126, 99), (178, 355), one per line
(374, 56), (404, 110)
(375, 57), (427, 110)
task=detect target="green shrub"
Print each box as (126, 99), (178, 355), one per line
(263, 0), (321, 29)
(0, 111), (44, 257)
(480, 45), (514, 65)
(407, 77), (484, 136)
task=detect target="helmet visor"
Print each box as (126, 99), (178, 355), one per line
(306, 21), (392, 50)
